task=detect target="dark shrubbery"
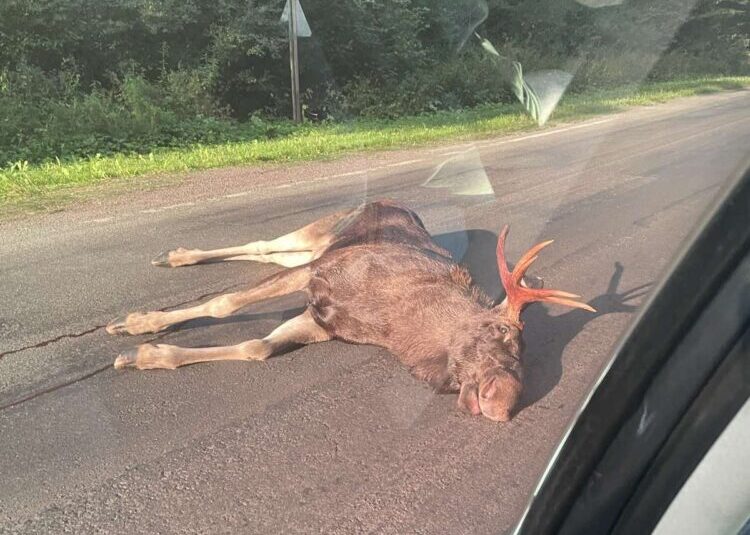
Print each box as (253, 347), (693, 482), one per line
(0, 64), (300, 165)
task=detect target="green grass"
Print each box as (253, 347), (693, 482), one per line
(1, 76), (747, 210)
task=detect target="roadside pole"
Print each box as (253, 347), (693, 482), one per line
(288, 0), (302, 123)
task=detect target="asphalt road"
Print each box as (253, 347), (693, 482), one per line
(1, 91), (749, 534)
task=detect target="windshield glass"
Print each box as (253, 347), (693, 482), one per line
(1, 0), (748, 532)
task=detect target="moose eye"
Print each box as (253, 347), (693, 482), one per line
(499, 326), (509, 335)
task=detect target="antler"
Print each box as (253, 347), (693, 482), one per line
(496, 225), (596, 325)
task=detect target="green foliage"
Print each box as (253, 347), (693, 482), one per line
(2, 76), (747, 210)
(0, 0), (747, 167)
(0, 64), (294, 166)
(338, 50), (513, 118)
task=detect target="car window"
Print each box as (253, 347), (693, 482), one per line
(1, 1), (748, 533)
(654, 398), (750, 535)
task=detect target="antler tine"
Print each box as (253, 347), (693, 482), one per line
(528, 290), (596, 312)
(547, 297), (597, 313)
(511, 239), (554, 285)
(497, 224), (513, 285)
(496, 225), (596, 324)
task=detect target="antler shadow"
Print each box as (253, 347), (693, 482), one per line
(519, 261), (652, 409)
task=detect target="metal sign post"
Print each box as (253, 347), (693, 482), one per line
(288, 0), (302, 123)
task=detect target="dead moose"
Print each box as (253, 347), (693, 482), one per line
(107, 200), (594, 421)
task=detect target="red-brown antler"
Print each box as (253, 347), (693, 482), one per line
(496, 225), (595, 326)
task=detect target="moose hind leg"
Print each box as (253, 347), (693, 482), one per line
(107, 266), (310, 335)
(152, 208), (357, 268)
(114, 309), (331, 370)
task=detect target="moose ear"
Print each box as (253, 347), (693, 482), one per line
(457, 382), (481, 416)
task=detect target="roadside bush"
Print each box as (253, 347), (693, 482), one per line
(337, 51), (517, 118)
(570, 47), (750, 91)
(0, 65), (270, 166)
(570, 52), (662, 91)
(649, 47), (750, 81)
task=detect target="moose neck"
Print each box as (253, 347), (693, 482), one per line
(392, 291), (502, 391)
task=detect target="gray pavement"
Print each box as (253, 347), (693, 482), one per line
(1, 90), (748, 534)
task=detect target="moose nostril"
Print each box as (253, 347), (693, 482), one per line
(480, 378), (498, 400)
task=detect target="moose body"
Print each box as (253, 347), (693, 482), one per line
(107, 200), (593, 421)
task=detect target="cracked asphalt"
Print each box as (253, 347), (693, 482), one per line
(1, 91), (749, 534)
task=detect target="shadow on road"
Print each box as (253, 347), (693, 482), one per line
(436, 230), (651, 410)
(175, 307), (306, 332)
(520, 261), (651, 409)
(435, 229), (505, 302)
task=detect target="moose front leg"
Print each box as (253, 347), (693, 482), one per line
(106, 266), (310, 335)
(114, 309), (331, 369)
(151, 208), (354, 268)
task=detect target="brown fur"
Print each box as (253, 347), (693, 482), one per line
(305, 201), (527, 420)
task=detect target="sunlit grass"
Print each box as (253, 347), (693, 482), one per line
(1, 76), (747, 208)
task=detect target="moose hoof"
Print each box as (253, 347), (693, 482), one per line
(114, 348), (138, 369)
(106, 316), (129, 335)
(151, 251), (172, 267)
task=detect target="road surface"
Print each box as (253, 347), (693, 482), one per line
(1, 90), (748, 534)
